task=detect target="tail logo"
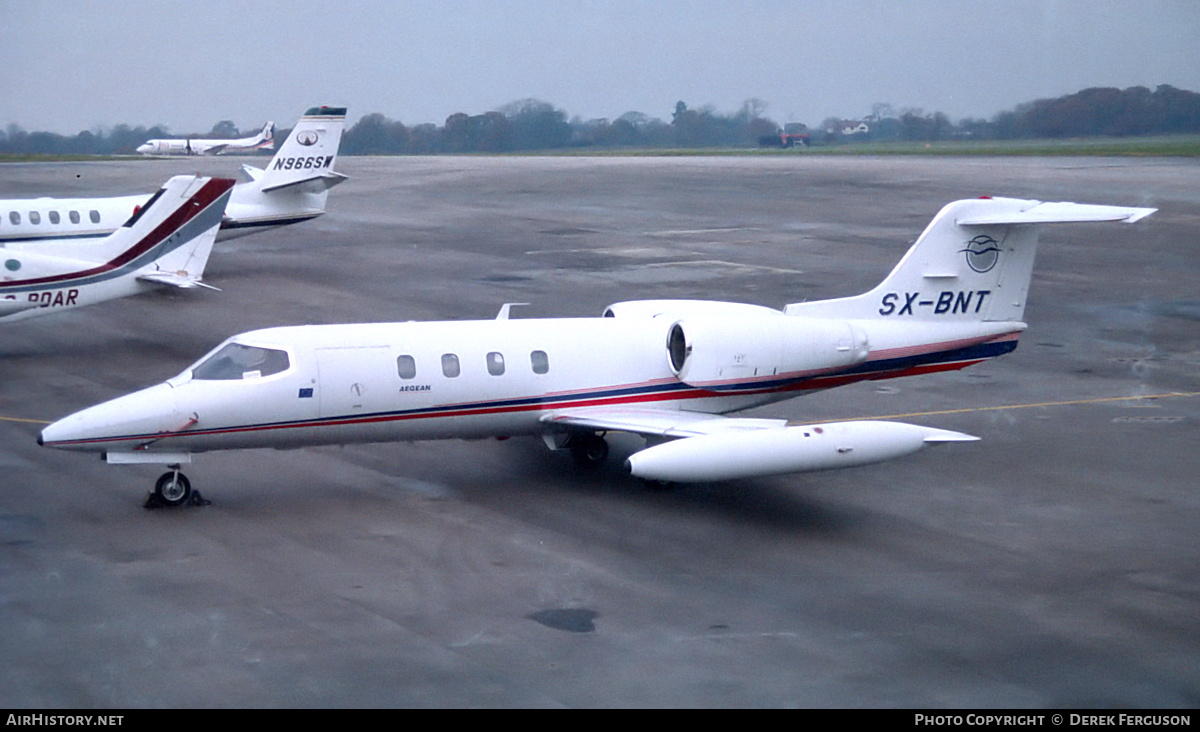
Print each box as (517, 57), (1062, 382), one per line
(961, 235), (1001, 273)
(297, 131), (320, 146)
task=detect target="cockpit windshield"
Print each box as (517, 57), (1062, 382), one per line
(191, 342), (290, 381)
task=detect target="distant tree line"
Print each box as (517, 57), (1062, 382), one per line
(824, 85), (1200, 144)
(4, 85), (1200, 155)
(340, 98), (782, 154)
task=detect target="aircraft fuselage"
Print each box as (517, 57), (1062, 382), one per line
(39, 314), (1022, 455)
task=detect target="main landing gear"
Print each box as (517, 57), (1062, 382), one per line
(144, 465), (209, 508)
(570, 433), (610, 467)
(567, 432), (676, 491)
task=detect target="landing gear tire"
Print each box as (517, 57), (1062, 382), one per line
(571, 433), (609, 467)
(154, 470), (192, 507)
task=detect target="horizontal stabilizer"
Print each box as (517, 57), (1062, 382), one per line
(241, 164), (264, 182)
(261, 171), (349, 194)
(136, 272), (221, 290)
(0, 298), (40, 316)
(957, 200), (1156, 226)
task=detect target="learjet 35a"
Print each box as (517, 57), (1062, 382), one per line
(1, 106), (347, 246)
(1, 175), (234, 322)
(39, 197), (1155, 506)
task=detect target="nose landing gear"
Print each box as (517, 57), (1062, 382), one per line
(144, 465), (209, 508)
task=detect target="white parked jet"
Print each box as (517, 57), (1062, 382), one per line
(1, 175), (233, 322)
(0, 106), (347, 246)
(39, 197), (1155, 506)
(136, 121), (275, 156)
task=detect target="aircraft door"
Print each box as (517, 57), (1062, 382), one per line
(316, 346), (392, 418)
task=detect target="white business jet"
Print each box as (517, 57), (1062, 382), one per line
(1, 175), (233, 322)
(40, 197), (1154, 506)
(0, 106), (347, 246)
(136, 121), (275, 156)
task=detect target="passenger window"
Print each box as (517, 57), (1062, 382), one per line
(441, 353), (460, 378)
(9, 212), (19, 225)
(531, 350), (550, 374)
(89, 210), (100, 224)
(486, 352), (505, 376)
(49, 211), (60, 224)
(192, 343), (290, 380)
(69, 211), (80, 224)
(29, 211), (40, 225)
(397, 355), (416, 379)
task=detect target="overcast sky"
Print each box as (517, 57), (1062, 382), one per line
(3, 0), (1198, 135)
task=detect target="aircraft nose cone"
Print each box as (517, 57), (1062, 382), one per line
(40, 383), (182, 452)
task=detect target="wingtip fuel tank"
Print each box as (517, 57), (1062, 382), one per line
(624, 421), (978, 483)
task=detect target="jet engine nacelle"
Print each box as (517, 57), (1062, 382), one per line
(625, 420), (977, 483)
(666, 315), (869, 387)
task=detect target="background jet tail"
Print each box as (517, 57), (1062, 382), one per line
(256, 106), (347, 193)
(785, 197), (1155, 323)
(254, 121), (276, 150)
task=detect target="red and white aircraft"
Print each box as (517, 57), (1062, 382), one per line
(0, 107), (346, 246)
(136, 121), (275, 156)
(1, 175), (234, 322)
(39, 197), (1155, 506)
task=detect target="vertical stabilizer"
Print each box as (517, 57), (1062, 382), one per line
(257, 106), (348, 193)
(785, 198), (1155, 323)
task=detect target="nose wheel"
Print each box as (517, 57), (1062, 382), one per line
(146, 466), (208, 508)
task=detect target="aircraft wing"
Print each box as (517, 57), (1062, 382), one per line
(542, 406), (787, 438)
(542, 406), (975, 483)
(202, 143), (230, 156)
(260, 171), (350, 194)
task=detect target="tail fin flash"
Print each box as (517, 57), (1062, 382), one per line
(97, 176), (235, 266)
(786, 197), (1155, 323)
(256, 122), (275, 150)
(258, 106), (347, 193)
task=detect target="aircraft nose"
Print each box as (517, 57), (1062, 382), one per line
(40, 382), (183, 452)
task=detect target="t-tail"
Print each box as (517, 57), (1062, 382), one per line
(782, 197), (1156, 380)
(253, 106), (348, 194)
(786, 197), (1155, 324)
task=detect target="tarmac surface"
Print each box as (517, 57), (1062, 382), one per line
(1, 154), (1198, 708)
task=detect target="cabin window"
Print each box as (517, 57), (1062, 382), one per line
(192, 343), (290, 380)
(396, 355), (417, 379)
(49, 211), (60, 224)
(531, 350), (549, 374)
(89, 210), (100, 224)
(441, 353), (460, 378)
(486, 352), (505, 376)
(69, 210), (80, 224)
(8, 212), (19, 225)
(28, 211), (40, 225)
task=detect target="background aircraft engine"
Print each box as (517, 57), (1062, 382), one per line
(625, 421), (977, 483)
(666, 316), (869, 386)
